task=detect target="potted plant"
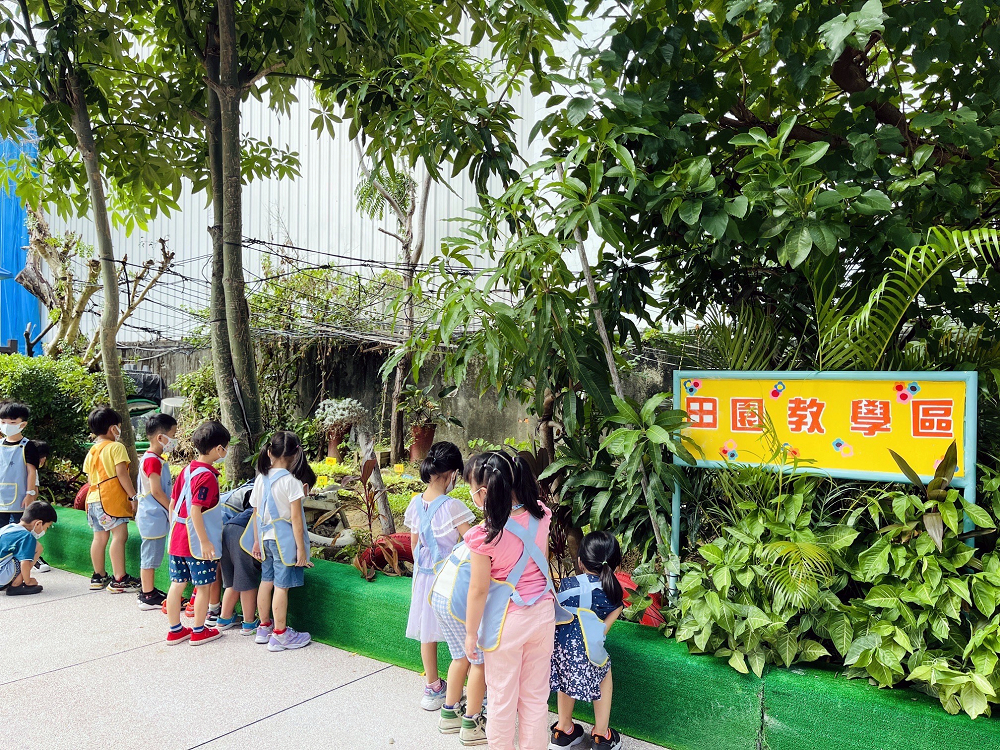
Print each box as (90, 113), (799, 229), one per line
(401, 384), (463, 461)
(315, 397), (368, 461)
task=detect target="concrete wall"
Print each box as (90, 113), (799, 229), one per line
(118, 339), (678, 448)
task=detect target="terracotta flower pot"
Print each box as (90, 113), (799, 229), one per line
(409, 424), (437, 462)
(327, 426), (351, 461)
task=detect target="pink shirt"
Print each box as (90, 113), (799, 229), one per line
(464, 506), (552, 607)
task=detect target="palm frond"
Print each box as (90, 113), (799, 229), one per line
(761, 540), (834, 609)
(700, 306), (792, 371)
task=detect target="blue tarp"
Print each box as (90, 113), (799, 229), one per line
(0, 138), (42, 353)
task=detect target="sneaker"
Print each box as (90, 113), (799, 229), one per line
(216, 613), (244, 631)
(161, 596), (189, 616)
(549, 722), (585, 749)
(166, 627), (192, 645)
(190, 627), (222, 646)
(108, 575), (141, 594)
(421, 679), (448, 711)
(241, 619), (260, 636)
(5, 583), (43, 596)
(267, 627), (312, 652)
(459, 714), (488, 746)
(439, 700), (466, 734)
(206, 606), (221, 628)
(592, 728), (623, 750)
(89, 572), (111, 591)
(255, 622), (274, 644)
(34, 557), (51, 572)
(137, 589), (168, 611)
(184, 592), (197, 618)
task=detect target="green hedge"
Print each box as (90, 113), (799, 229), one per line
(43, 507), (1000, 750)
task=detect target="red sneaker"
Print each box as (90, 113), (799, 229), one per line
(161, 596), (190, 616)
(166, 627), (193, 645)
(184, 592), (197, 618)
(190, 627), (222, 646)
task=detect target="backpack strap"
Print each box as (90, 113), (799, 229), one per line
(415, 494), (452, 573)
(502, 515), (552, 607)
(172, 466), (212, 525)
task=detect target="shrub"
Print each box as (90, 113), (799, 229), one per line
(0, 354), (115, 463)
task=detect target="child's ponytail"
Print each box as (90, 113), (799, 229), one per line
(257, 431), (309, 484)
(465, 450), (543, 544)
(579, 530), (624, 605)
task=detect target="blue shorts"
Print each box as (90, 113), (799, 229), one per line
(87, 503), (129, 532)
(140, 537), (167, 570)
(260, 540), (304, 589)
(0, 557), (18, 587)
(169, 555), (217, 586)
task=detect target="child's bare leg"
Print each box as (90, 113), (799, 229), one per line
(592, 669), (614, 736)
(466, 662), (486, 716)
(193, 583), (210, 628)
(421, 642), (440, 685)
(445, 657), (470, 706)
(91, 529), (110, 575)
(166, 581), (186, 628)
(240, 589), (258, 621)
(258, 581), (274, 624)
(209, 571), (222, 607)
(221, 587), (240, 619)
(108, 523), (128, 579)
(556, 692), (576, 732)
(272, 586), (289, 631)
(140, 568), (155, 593)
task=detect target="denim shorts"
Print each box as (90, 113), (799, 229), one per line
(87, 503), (129, 532)
(169, 554), (218, 586)
(0, 557), (17, 587)
(140, 536), (167, 570)
(260, 539), (304, 589)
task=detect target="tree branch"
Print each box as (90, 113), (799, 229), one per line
(378, 227), (405, 244)
(241, 62), (285, 92)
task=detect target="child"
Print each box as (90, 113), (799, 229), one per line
(549, 531), (625, 750)
(429, 453), (488, 746)
(404, 441), (474, 712)
(164, 420), (230, 646)
(30, 440), (51, 572)
(464, 451), (569, 750)
(83, 406), (140, 593)
(1, 500), (56, 595)
(135, 413), (178, 610)
(245, 431), (313, 652)
(0, 402), (40, 528)
(218, 480), (262, 636)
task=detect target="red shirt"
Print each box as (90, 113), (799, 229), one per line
(142, 455), (164, 480)
(168, 461), (221, 558)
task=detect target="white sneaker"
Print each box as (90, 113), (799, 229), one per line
(421, 679), (448, 711)
(34, 557), (51, 572)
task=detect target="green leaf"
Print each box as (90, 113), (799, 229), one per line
(779, 225), (813, 268)
(772, 631), (799, 668)
(679, 199), (703, 226)
(700, 543), (724, 565)
(939, 499), (960, 535)
(888, 449), (924, 489)
(726, 195), (749, 219)
(798, 639), (831, 662)
(864, 584), (900, 608)
(845, 634), (880, 666)
(702, 211), (729, 239)
(962, 501), (996, 530)
(913, 144), (935, 170)
(729, 650), (749, 674)
(566, 97), (593, 127)
(747, 649), (766, 678)
(960, 682), (989, 720)
(857, 539), (891, 581)
(828, 614), (854, 656)
(972, 579), (997, 618)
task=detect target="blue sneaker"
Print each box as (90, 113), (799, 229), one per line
(217, 613), (244, 631)
(241, 619), (260, 637)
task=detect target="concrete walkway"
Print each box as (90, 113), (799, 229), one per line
(1, 569), (663, 750)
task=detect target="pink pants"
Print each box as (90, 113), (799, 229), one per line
(483, 600), (556, 750)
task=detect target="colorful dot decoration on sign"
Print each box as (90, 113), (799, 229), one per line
(719, 440), (738, 460)
(682, 378), (701, 395)
(832, 438), (854, 457)
(894, 382), (919, 403)
(781, 442), (800, 458)
(770, 381), (786, 399)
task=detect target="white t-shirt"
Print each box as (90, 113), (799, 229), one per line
(249, 469), (306, 542)
(403, 494), (476, 569)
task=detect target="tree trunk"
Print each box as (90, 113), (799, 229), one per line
(205, 21), (242, 469)
(359, 429), (395, 535)
(218, 0), (263, 479)
(66, 70), (138, 481)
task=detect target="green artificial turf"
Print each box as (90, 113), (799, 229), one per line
(44, 506), (1000, 750)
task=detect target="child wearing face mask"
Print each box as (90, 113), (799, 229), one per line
(165, 420), (230, 646)
(83, 407), (140, 593)
(136, 413), (178, 611)
(0, 500), (57, 596)
(404, 441), (474, 712)
(0, 402), (40, 528)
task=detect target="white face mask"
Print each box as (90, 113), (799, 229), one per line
(111, 426), (122, 442)
(446, 472), (458, 494)
(213, 448), (228, 465)
(31, 527), (45, 540)
(0, 422), (24, 438)
(471, 487), (485, 509)
(159, 435), (178, 453)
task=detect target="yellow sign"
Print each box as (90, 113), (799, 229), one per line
(675, 372), (971, 481)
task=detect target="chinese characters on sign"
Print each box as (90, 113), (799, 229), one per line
(677, 374), (967, 480)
